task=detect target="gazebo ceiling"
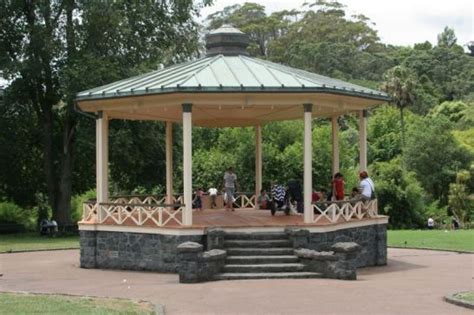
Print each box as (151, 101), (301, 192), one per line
(76, 25), (390, 127)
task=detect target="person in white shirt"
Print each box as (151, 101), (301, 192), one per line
(208, 187), (218, 209)
(427, 217), (434, 229)
(358, 171), (375, 201)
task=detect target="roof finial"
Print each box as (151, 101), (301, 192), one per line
(205, 25), (249, 57)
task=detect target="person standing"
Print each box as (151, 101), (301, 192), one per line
(223, 167), (238, 211)
(193, 187), (204, 211)
(358, 171), (375, 201)
(427, 217), (434, 230)
(208, 187), (218, 209)
(332, 172), (345, 200)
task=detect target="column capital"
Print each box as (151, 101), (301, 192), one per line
(303, 103), (313, 112)
(96, 111), (103, 119)
(361, 109), (369, 118)
(182, 103), (193, 113)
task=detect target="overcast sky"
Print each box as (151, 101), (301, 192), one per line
(200, 0), (473, 48)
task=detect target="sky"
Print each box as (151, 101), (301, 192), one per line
(199, 0), (473, 48)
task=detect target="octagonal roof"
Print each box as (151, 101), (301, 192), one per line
(76, 25), (389, 127)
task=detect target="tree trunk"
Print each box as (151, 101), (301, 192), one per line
(42, 103), (59, 217)
(54, 0), (77, 227)
(56, 115), (75, 226)
(399, 106), (405, 150)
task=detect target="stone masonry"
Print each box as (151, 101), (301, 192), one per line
(79, 223), (386, 273)
(80, 230), (203, 272)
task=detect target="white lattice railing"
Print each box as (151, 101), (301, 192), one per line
(110, 194), (185, 205)
(82, 194), (185, 227)
(234, 193), (256, 209)
(313, 199), (378, 224)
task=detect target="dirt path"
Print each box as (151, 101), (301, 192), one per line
(0, 248), (472, 314)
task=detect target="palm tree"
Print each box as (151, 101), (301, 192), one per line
(381, 66), (417, 150)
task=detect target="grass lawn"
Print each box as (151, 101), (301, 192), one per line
(0, 233), (79, 253)
(388, 229), (474, 252)
(0, 292), (155, 314)
(453, 291), (474, 303)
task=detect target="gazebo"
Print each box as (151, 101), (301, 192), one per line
(77, 25), (390, 277)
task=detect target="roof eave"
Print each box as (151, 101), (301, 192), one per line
(75, 87), (391, 103)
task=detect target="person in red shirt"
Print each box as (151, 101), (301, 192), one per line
(332, 173), (345, 200)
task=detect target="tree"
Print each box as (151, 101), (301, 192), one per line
(448, 170), (473, 227)
(0, 0), (210, 225)
(205, 3), (298, 57)
(404, 116), (472, 204)
(381, 66), (418, 150)
(437, 26), (457, 48)
(370, 158), (426, 229)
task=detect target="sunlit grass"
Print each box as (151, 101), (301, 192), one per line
(388, 229), (474, 252)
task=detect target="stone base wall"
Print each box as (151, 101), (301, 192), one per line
(306, 224), (387, 267)
(80, 230), (203, 272)
(80, 223), (386, 273)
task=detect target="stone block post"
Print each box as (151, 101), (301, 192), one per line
(177, 241), (227, 283)
(206, 228), (225, 250)
(286, 228), (309, 248)
(79, 230), (97, 268)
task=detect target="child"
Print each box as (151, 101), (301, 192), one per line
(332, 172), (345, 200)
(351, 187), (359, 199)
(193, 187), (204, 211)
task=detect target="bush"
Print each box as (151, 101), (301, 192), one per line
(0, 201), (37, 231)
(370, 158), (426, 229)
(71, 190), (96, 223)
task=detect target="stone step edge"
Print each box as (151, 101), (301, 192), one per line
(214, 272), (323, 280)
(225, 240), (290, 243)
(224, 232), (289, 240)
(226, 255), (298, 259)
(226, 247), (294, 251)
(224, 263), (305, 268)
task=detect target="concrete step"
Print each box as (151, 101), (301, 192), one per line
(224, 232), (289, 241)
(223, 263), (305, 273)
(226, 255), (299, 264)
(224, 239), (292, 248)
(227, 247), (294, 256)
(214, 272), (323, 281)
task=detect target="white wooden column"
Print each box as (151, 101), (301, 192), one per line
(182, 104), (193, 226)
(255, 124), (262, 209)
(96, 111), (109, 221)
(165, 122), (173, 205)
(331, 116), (340, 175)
(303, 104), (314, 223)
(359, 110), (368, 172)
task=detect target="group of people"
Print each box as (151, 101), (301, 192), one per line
(192, 167), (239, 211)
(194, 167), (377, 213)
(312, 171), (376, 203)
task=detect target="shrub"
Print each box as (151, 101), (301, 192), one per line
(370, 158), (426, 229)
(0, 201), (37, 231)
(71, 190), (96, 223)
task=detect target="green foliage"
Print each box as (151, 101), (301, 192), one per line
(448, 170), (473, 227)
(437, 26), (458, 48)
(371, 158), (426, 229)
(404, 116), (472, 203)
(193, 148), (236, 191)
(430, 101), (470, 124)
(71, 190), (96, 223)
(368, 105), (404, 162)
(0, 202), (36, 231)
(423, 200), (449, 226)
(453, 128), (474, 156)
(0, 0), (211, 225)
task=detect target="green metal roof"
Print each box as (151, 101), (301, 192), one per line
(76, 54), (389, 102)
